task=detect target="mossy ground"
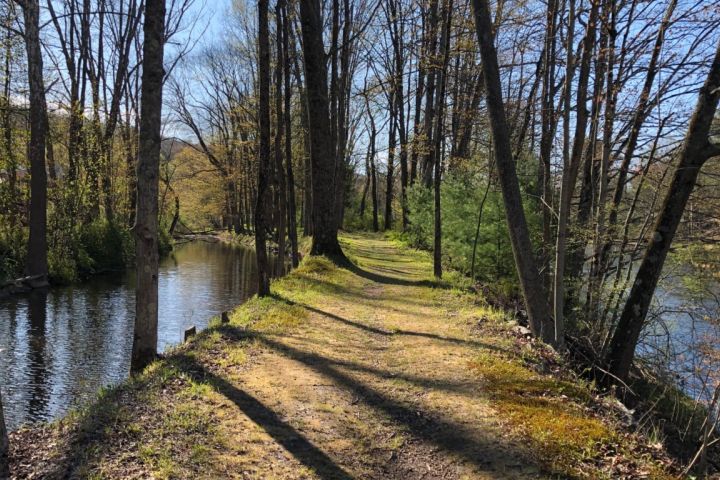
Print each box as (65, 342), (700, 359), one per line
(9, 233), (678, 479)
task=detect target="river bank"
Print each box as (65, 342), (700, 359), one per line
(7, 233), (683, 479)
(0, 239), (274, 431)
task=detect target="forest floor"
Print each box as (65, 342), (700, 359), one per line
(9, 233), (679, 479)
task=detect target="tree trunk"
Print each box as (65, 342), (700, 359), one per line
(420, 0), (440, 187)
(131, 0), (166, 374)
(363, 87), (379, 232)
(299, 0), (343, 258)
(0, 389), (7, 479)
(282, 0), (299, 268)
(20, 0), (48, 279)
(553, 0), (599, 345)
(255, 0), (271, 296)
(433, 0), (452, 279)
(388, 0), (409, 229)
(385, 91), (396, 231)
(275, 0), (288, 272)
(471, 0), (554, 344)
(604, 38), (720, 385)
(359, 142), (371, 217)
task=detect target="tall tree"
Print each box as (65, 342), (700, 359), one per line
(299, 0), (343, 257)
(131, 0), (166, 373)
(604, 38), (720, 385)
(432, 0), (452, 279)
(18, 0), (47, 280)
(274, 0), (287, 273)
(552, 0), (600, 344)
(255, 0), (271, 295)
(471, 0), (555, 344)
(282, 0), (299, 268)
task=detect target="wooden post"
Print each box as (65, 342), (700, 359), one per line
(184, 326), (197, 342)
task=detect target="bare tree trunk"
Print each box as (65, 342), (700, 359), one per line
(363, 84), (379, 232)
(604, 38), (720, 385)
(131, 0), (166, 373)
(282, 0), (299, 268)
(359, 142), (371, 217)
(274, 0), (287, 272)
(388, 0), (408, 229)
(420, 0), (440, 187)
(409, 8), (426, 186)
(299, 0), (343, 258)
(256, 0), (271, 296)
(471, 0), (554, 344)
(1, 12), (17, 224)
(385, 91), (396, 231)
(19, 0), (48, 279)
(433, 0), (452, 279)
(553, 0), (599, 344)
(0, 390), (7, 479)
(538, 0), (558, 290)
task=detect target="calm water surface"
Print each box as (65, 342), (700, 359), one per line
(0, 240), (269, 430)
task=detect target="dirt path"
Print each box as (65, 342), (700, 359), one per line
(11, 233), (676, 479)
(214, 234), (544, 479)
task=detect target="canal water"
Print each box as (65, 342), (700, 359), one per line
(0, 240), (272, 430)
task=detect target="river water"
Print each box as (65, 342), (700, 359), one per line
(0, 240), (271, 431)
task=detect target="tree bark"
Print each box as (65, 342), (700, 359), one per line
(0, 389), (7, 479)
(388, 0), (409, 229)
(255, 0), (271, 296)
(385, 91), (396, 231)
(274, 0), (288, 273)
(363, 86), (379, 232)
(433, 0), (452, 279)
(471, 0), (554, 344)
(299, 0), (343, 257)
(604, 38), (720, 385)
(282, 0), (299, 268)
(19, 0), (48, 279)
(553, 0), (599, 345)
(131, 0), (166, 373)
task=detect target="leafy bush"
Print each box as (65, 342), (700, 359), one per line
(0, 224), (25, 283)
(79, 220), (134, 274)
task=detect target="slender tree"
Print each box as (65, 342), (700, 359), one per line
(471, 0), (554, 344)
(605, 38), (720, 385)
(131, 0), (166, 373)
(255, 0), (271, 296)
(282, 0), (299, 268)
(274, 0), (287, 272)
(552, 0), (600, 344)
(432, 0), (452, 279)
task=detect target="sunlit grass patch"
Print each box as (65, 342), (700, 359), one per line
(468, 351), (614, 476)
(467, 351), (676, 478)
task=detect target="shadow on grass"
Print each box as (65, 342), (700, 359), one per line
(26, 349), (353, 480)
(215, 324), (494, 397)
(343, 261), (446, 288)
(269, 294), (512, 356)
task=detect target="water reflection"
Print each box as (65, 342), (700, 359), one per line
(0, 240), (270, 430)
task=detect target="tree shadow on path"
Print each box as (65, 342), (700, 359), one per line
(172, 354), (354, 480)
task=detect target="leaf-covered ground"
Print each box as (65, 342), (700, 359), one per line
(9, 233), (679, 479)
